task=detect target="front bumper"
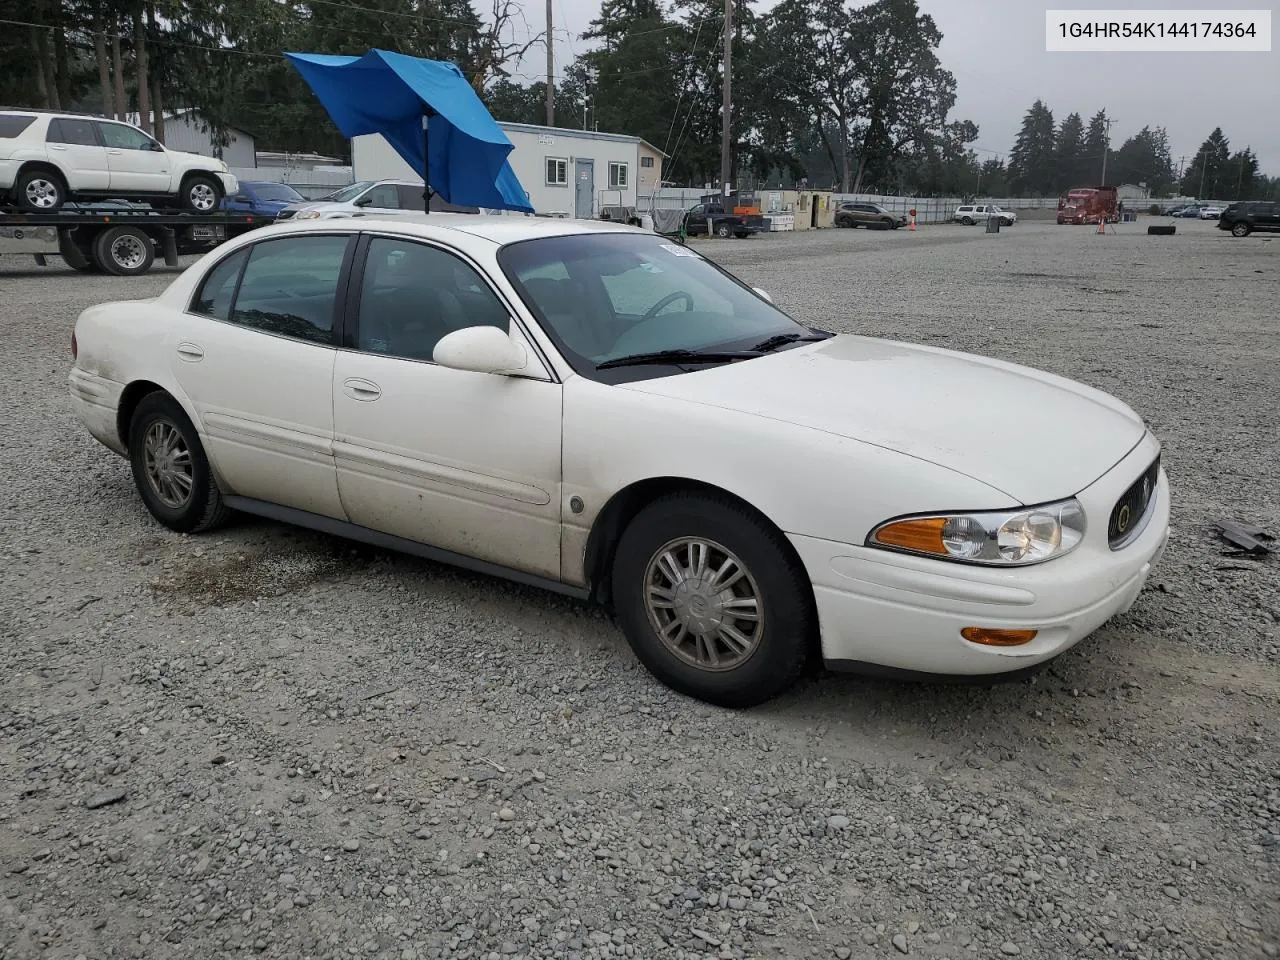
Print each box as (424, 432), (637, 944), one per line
(790, 432), (1170, 677)
(217, 172), (239, 195)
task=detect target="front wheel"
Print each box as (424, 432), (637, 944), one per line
(1231, 222), (1251, 237)
(611, 493), (816, 708)
(715, 223), (732, 238)
(128, 392), (230, 533)
(181, 174), (222, 213)
(961, 216), (974, 225)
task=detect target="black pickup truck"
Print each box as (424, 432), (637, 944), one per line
(681, 202), (764, 238)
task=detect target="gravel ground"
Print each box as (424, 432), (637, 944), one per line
(2, 218), (1277, 960)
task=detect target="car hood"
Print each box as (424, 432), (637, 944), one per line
(619, 334), (1146, 504)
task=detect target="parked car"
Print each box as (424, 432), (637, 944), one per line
(835, 202), (908, 229)
(1198, 205), (1224, 220)
(275, 179), (477, 220)
(222, 180), (306, 217)
(69, 215), (1169, 708)
(0, 110), (237, 213)
(1174, 204), (1205, 218)
(1216, 200), (1280, 236)
(680, 202), (761, 238)
(954, 203), (1016, 226)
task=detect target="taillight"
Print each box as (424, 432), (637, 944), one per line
(71, 331), (78, 360)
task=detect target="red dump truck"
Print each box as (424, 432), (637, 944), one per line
(1057, 186), (1119, 224)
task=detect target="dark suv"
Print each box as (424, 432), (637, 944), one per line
(835, 202), (907, 229)
(1217, 200), (1280, 237)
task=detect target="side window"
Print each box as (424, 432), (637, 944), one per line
(396, 184), (424, 210)
(363, 184), (401, 208)
(356, 237), (509, 362)
(47, 117), (99, 146)
(609, 162), (628, 188)
(190, 248), (249, 320)
(546, 158), (567, 185)
(229, 236), (349, 344)
(98, 122), (156, 151)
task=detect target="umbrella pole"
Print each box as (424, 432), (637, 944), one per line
(421, 113), (434, 214)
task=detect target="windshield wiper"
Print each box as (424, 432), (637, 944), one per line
(596, 349), (763, 370)
(749, 330), (834, 353)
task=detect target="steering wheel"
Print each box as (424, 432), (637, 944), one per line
(642, 291), (694, 321)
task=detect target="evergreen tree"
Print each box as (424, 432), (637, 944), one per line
(1007, 99), (1055, 195)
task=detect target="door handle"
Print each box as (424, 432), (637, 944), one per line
(49, 144), (68, 151)
(108, 149), (123, 155)
(343, 378), (381, 401)
(176, 342), (204, 362)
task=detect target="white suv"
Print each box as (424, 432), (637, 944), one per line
(0, 111), (237, 213)
(953, 203), (1016, 225)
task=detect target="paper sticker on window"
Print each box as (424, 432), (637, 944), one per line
(659, 243), (700, 258)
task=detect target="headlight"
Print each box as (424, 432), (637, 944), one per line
(294, 210), (322, 219)
(868, 499), (1086, 566)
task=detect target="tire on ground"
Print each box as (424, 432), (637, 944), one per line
(127, 391), (230, 533)
(93, 226), (156, 276)
(610, 492), (816, 708)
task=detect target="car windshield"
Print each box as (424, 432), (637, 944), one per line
(250, 182), (304, 202)
(323, 181), (373, 203)
(498, 233), (808, 381)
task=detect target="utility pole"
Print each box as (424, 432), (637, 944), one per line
(719, 0), (732, 198)
(1099, 116), (1114, 185)
(1198, 152), (1206, 199)
(545, 0), (554, 126)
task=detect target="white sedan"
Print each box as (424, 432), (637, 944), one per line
(69, 216), (1170, 707)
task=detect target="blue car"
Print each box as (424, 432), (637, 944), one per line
(221, 180), (307, 217)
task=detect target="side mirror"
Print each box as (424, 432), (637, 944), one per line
(353, 195), (372, 207)
(433, 325), (527, 375)
(753, 287), (773, 303)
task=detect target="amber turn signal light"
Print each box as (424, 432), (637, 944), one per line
(961, 627), (1037, 647)
(872, 516), (947, 555)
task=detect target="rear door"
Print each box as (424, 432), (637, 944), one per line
(44, 117), (110, 191)
(166, 233), (355, 519)
(97, 120), (171, 193)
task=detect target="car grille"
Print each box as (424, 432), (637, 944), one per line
(1108, 455), (1160, 549)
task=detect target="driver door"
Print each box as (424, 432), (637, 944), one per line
(97, 120), (171, 193)
(332, 234), (564, 579)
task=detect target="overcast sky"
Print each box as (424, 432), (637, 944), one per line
(507, 0), (1280, 174)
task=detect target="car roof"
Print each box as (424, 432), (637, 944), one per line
(256, 212), (650, 246)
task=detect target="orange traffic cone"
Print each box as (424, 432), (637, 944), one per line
(1096, 216), (1106, 235)
(908, 215), (916, 232)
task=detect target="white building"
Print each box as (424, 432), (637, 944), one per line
(352, 122), (666, 218)
(127, 108), (256, 168)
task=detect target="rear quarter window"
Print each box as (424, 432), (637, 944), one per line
(0, 114), (37, 138)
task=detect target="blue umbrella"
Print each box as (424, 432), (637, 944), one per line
(285, 49), (534, 214)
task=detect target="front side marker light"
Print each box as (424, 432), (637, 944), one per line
(961, 627), (1037, 646)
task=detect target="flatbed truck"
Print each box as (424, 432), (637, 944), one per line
(0, 204), (273, 276)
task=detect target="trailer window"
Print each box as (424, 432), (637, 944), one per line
(0, 114), (37, 138)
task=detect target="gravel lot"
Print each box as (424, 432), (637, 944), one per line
(2, 218), (1277, 960)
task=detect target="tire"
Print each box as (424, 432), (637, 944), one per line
(882, 218), (895, 229)
(181, 174), (222, 213)
(93, 226), (155, 276)
(1231, 222), (1251, 237)
(610, 492), (816, 708)
(15, 168), (66, 212)
(961, 216), (974, 225)
(128, 392), (230, 534)
(715, 223), (732, 238)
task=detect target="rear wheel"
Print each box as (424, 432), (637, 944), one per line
(611, 493), (815, 708)
(128, 392), (229, 533)
(16, 169), (65, 212)
(715, 223), (733, 238)
(961, 216), (974, 225)
(1231, 221), (1251, 237)
(93, 226), (155, 276)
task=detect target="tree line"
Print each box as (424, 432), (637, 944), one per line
(2, 0), (1274, 200)
(1002, 99), (1274, 201)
